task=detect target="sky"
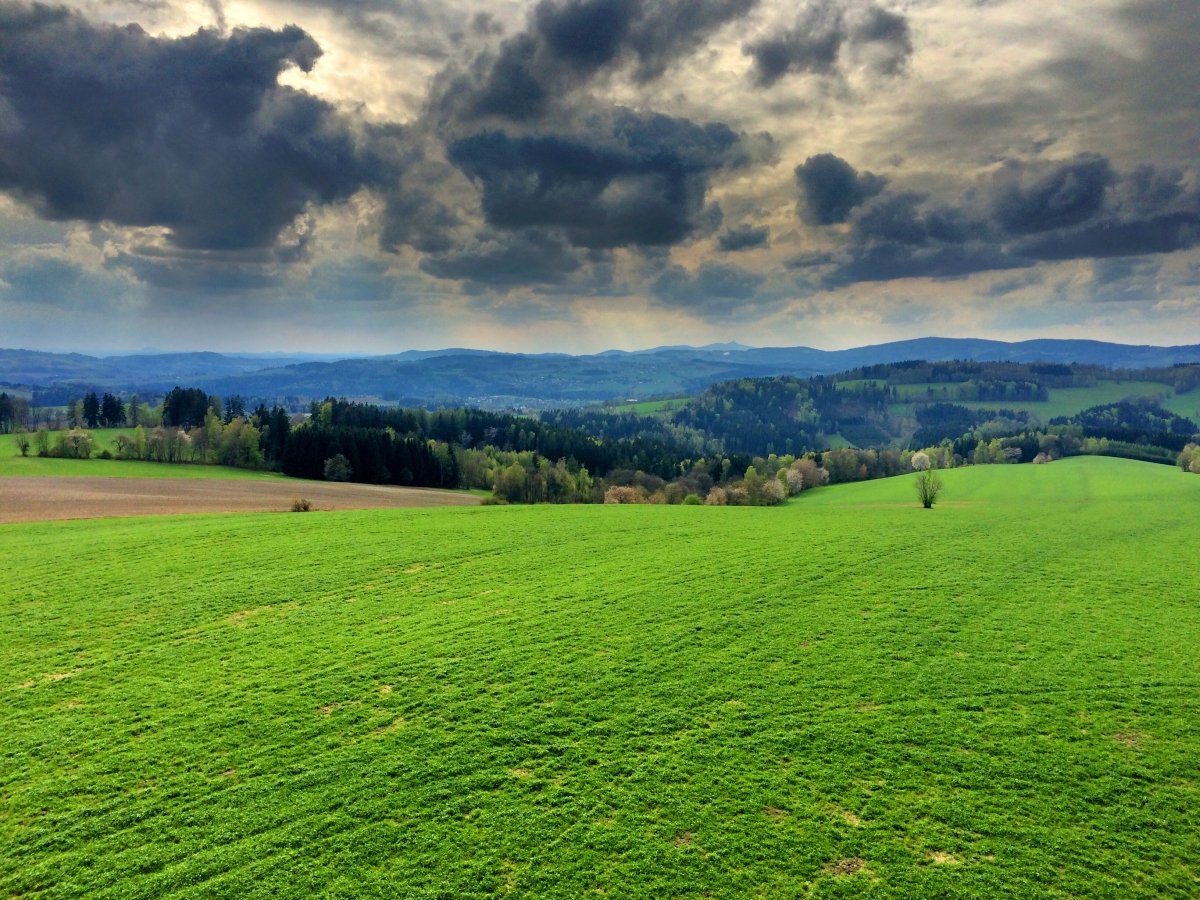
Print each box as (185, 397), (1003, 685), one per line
(1, 0), (1198, 355)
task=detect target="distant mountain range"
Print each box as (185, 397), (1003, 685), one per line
(3, 338), (1199, 408)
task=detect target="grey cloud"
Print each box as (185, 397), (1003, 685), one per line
(745, 0), (911, 88)
(432, 0), (758, 124)
(795, 153), (886, 225)
(624, 0), (759, 82)
(0, 4), (403, 251)
(1087, 256), (1164, 304)
(379, 189), (462, 255)
(0, 255), (88, 304)
(653, 261), (766, 314)
(106, 244), (285, 292)
(853, 193), (985, 246)
(981, 271), (1043, 298)
(718, 224), (770, 251)
(447, 110), (746, 248)
(992, 155), (1115, 235)
(824, 242), (1027, 286)
(419, 230), (583, 287)
(800, 147), (1200, 285)
(1015, 210), (1200, 261)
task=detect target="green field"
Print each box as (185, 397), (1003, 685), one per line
(0, 430), (283, 480)
(3, 459), (1199, 897)
(600, 397), (688, 415)
(889, 379), (1197, 423)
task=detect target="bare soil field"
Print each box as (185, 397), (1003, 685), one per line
(0, 476), (481, 523)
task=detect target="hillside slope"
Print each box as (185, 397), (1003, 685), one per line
(3, 458), (1198, 897)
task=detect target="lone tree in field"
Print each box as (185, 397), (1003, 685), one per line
(915, 469), (943, 509)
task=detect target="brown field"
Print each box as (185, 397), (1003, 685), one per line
(0, 476), (481, 524)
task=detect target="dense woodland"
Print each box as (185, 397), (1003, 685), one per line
(6, 360), (1199, 503)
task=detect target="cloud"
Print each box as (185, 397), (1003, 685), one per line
(429, 0), (759, 124)
(744, 0), (911, 88)
(379, 189), (462, 255)
(447, 109), (745, 248)
(823, 242), (1027, 286)
(419, 230), (584, 287)
(718, 224), (770, 251)
(795, 153), (887, 225)
(652, 261), (766, 315)
(981, 270), (1043, 298)
(797, 148), (1200, 286)
(991, 155), (1115, 235)
(0, 4), (403, 251)
(1011, 162), (1200, 261)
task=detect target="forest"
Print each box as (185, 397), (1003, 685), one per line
(7, 360), (1199, 504)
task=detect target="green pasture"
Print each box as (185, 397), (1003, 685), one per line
(0, 430), (283, 480)
(3, 458), (1199, 897)
(600, 397), (688, 415)
(890, 379), (1197, 423)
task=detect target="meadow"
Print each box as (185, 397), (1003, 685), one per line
(0, 430), (282, 480)
(2, 458), (1198, 897)
(885, 379), (1196, 422)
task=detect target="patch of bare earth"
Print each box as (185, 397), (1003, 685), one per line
(825, 857), (870, 876)
(927, 851), (960, 865)
(672, 832), (695, 847)
(1112, 731), (1148, 748)
(0, 476), (481, 523)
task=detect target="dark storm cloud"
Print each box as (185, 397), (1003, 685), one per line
(379, 189), (462, 255)
(1015, 210), (1200, 262)
(795, 153), (887, 225)
(447, 110), (745, 248)
(0, 4), (402, 251)
(433, 0), (758, 123)
(745, 0), (911, 88)
(823, 242), (1026, 286)
(992, 155), (1115, 235)
(853, 193), (985, 246)
(418, 230), (583, 287)
(798, 149), (1200, 286)
(718, 224), (770, 251)
(1007, 160), (1200, 262)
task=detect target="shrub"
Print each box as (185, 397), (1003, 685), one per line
(759, 479), (786, 505)
(291, 498), (313, 512)
(603, 485), (646, 504)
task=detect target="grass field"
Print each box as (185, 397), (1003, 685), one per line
(600, 397), (688, 415)
(0, 430), (284, 480)
(889, 379), (1197, 423)
(3, 458), (1199, 897)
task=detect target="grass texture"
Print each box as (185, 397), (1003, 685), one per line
(2, 457), (1198, 897)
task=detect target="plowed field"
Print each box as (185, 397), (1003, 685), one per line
(0, 476), (480, 522)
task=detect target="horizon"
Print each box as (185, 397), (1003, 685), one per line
(2, 1), (1199, 354)
(7, 333), (1200, 362)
